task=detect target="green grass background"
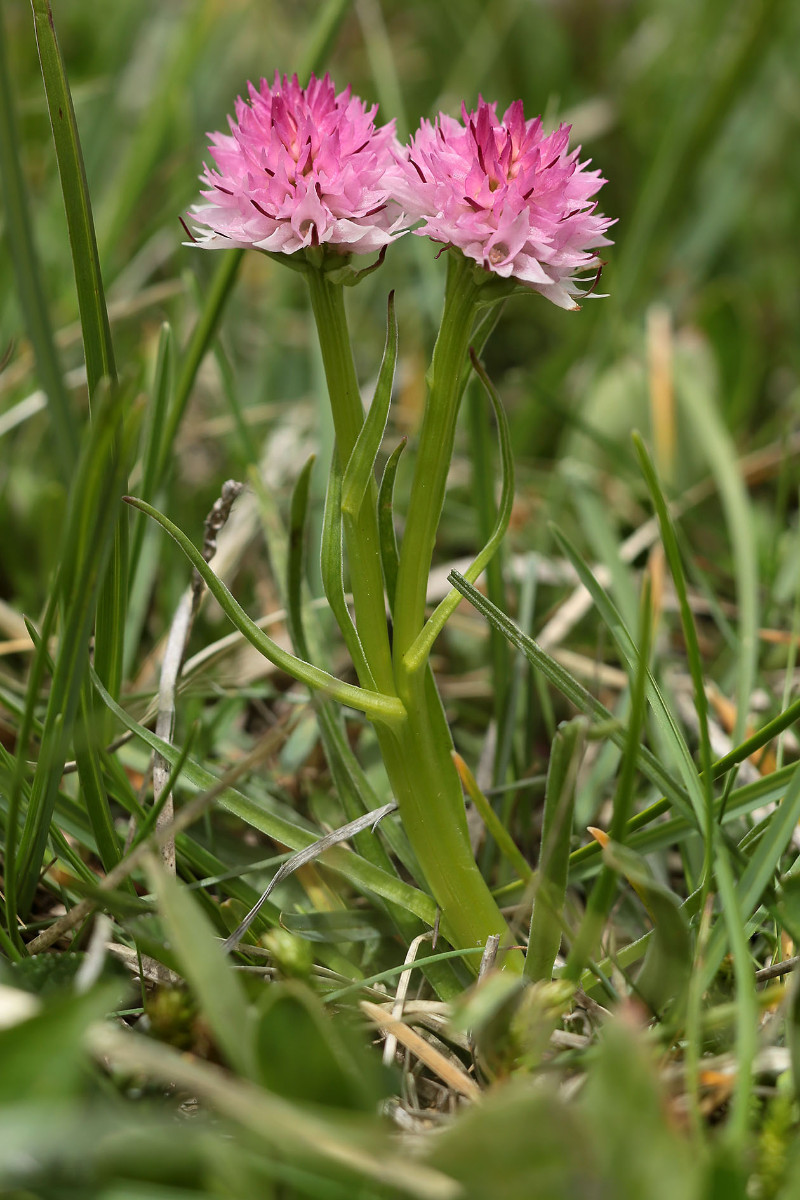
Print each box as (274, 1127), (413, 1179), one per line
(2, 0), (800, 1196)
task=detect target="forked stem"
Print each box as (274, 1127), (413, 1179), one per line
(307, 258), (523, 971)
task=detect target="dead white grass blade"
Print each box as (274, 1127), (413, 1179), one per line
(382, 931), (433, 1067)
(361, 999), (480, 1102)
(153, 480), (244, 874)
(222, 801), (398, 953)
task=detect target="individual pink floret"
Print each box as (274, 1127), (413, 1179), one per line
(191, 72), (409, 256)
(391, 98), (615, 309)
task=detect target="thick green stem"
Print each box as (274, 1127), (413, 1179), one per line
(392, 253), (483, 669)
(308, 257), (522, 970)
(307, 269), (395, 695)
(388, 254), (522, 967)
(376, 681), (523, 966)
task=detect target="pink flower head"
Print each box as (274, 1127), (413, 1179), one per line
(191, 73), (409, 258)
(392, 98), (615, 309)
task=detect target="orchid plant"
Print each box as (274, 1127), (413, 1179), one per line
(138, 73), (613, 969)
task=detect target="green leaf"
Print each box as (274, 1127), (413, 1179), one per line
(711, 841), (757, 1148)
(0, 983), (124, 1105)
(253, 981), (391, 1110)
(123, 496), (404, 725)
(569, 764), (797, 881)
(453, 753), (533, 884)
(602, 839), (692, 1016)
(564, 575), (654, 981)
(128, 322), (174, 583)
(157, 250), (244, 486)
(674, 363), (759, 751)
(286, 453), (317, 660)
(280, 910), (394, 943)
(633, 433), (713, 783)
(73, 685), (122, 874)
(32, 0), (130, 733)
(700, 759), (800, 989)
(30, 0), (115, 393)
(341, 291), (397, 518)
(428, 1077), (590, 1198)
(320, 450), (376, 688)
(579, 1020), (700, 1200)
(378, 437), (406, 613)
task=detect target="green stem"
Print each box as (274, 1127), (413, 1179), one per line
(379, 662), (522, 967)
(307, 255), (522, 970)
(390, 256), (522, 966)
(392, 253), (483, 665)
(306, 268), (395, 695)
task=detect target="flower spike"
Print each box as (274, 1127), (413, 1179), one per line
(391, 97), (615, 309)
(190, 72), (410, 259)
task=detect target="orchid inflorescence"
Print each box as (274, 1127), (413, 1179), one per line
(192, 72), (613, 308)
(187, 72), (614, 970)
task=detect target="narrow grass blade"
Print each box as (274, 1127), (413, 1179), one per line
(73, 688), (121, 874)
(378, 438), (406, 613)
(144, 855), (255, 1080)
(32, 0), (130, 750)
(675, 366), (759, 750)
(549, 524), (709, 831)
(0, 2), (76, 479)
(90, 668), (437, 928)
(123, 496), (403, 724)
(613, 0), (781, 308)
(453, 753), (532, 884)
(324, 947), (488, 1003)
(341, 292), (397, 518)
(568, 764), (798, 881)
(3, 590), (59, 943)
(158, 250), (243, 483)
(712, 842), (757, 1147)
(280, 910), (395, 943)
(31, 0), (115, 392)
(93, 509), (129, 719)
(97, 1), (216, 260)
(466, 362), (510, 761)
(700, 759), (800, 990)
(448, 572), (695, 827)
(298, 0), (355, 80)
(526, 718), (586, 982)
(570, 697), (800, 879)
(633, 433), (714, 796)
(129, 322), (174, 574)
(14, 382), (134, 914)
(406, 352), (515, 672)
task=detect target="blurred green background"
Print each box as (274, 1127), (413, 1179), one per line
(2, 3), (800, 1196)
(2, 0), (797, 581)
